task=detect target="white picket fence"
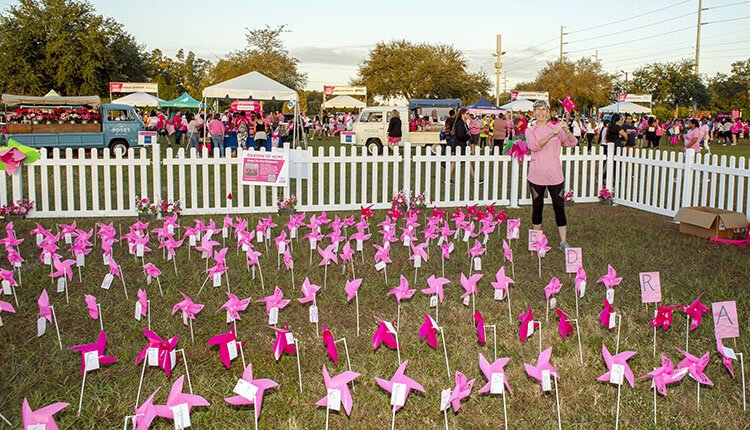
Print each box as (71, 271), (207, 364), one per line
(2, 142), (749, 221)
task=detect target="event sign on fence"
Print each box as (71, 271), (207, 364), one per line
(109, 82), (159, 94)
(241, 152), (289, 186)
(323, 86), (367, 96)
(616, 93), (652, 103)
(511, 91), (549, 101)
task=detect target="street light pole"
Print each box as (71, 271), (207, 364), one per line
(495, 34), (502, 106)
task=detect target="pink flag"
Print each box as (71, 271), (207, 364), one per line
(321, 324), (339, 364)
(474, 310), (486, 346)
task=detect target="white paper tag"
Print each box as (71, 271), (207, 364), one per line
(101, 273), (113, 290)
(606, 288), (615, 304)
(2, 280), (11, 295)
(170, 349), (177, 370)
(290, 227), (297, 239)
(384, 321), (396, 335)
(182, 312), (188, 326)
(222, 227), (228, 238)
(430, 295), (438, 308)
(241, 244), (249, 252)
(147, 347), (159, 366)
(0, 316), (3, 327)
(463, 231), (470, 242)
(579, 281), (586, 298)
(37, 317), (46, 337)
(56, 277), (65, 293)
(549, 297), (557, 309)
(384, 225), (391, 232)
(285, 332), (294, 345)
(103, 254), (110, 265)
(438, 236), (445, 246)
(403, 236), (410, 247)
(541, 370), (552, 392)
(268, 307), (279, 325)
(27, 424), (46, 430)
(448, 243), (455, 253)
(189, 236), (197, 247)
(723, 346), (737, 360)
(171, 403), (191, 429)
(356, 239), (363, 251)
(84, 350), (100, 372)
(64, 233), (72, 244)
(279, 241), (286, 254)
(136, 244), (144, 257)
(227, 340), (238, 361)
(43, 253), (51, 265)
(166, 252), (173, 261)
(168, 225), (175, 235)
(491, 372), (505, 394)
(310, 238), (317, 250)
(309, 305), (319, 323)
(257, 232), (264, 242)
(200, 251), (208, 259)
(147, 274), (152, 286)
(76, 254), (85, 267)
(233, 379), (258, 401)
(483, 234), (489, 245)
(391, 382), (407, 406)
(610, 363), (625, 385)
(473, 257), (482, 271)
(440, 389), (452, 411)
(414, 254), (422, 268)
(36, 233), (43, 245)
(608, 313), (617, 330)
(494, 289), (505, 300)
(327, 388), (341, 411)
(375, 261), (386, 271)
(538, 249), (546, 258)
(527, 321), (534, 338)
(463, 296), (471, 307)
(13, 261), (21, 268)
(135, 302), (143, 321)
(226, 312), (235, 323)
(213, 273), (222, 287)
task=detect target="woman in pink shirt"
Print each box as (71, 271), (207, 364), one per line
(469, 114), (481, 155)
(684, 119), (702, 153)
(525, 99), (578, 250)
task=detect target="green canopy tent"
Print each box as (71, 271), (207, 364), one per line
(159, 92), (207, 109)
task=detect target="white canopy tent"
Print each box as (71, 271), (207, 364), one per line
(598, 101), (651, 114)
(202, 71), (305, 148)
(112, 92), (163, 107)
(322, 95), (365, 110)
(499, 99), (534, 112)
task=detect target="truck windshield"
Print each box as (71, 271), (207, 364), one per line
(360, 112), (383, 123)
(107, 109), (135, 121)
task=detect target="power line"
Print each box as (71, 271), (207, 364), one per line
(564, 0), (691, 35)
(565, 11), (696, 45)
(703, 0), (750, 10)
(566, 25), (694, 54)
(702, 14), (750, 24)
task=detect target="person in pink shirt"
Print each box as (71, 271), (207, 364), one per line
(684, 119), (702, 153)
(469, 114), (481, 154)
(700, 119), (711, 155)
(172, 111), (183, 146)
(525, 99), (578, 250)
(208, 114), (226, 156)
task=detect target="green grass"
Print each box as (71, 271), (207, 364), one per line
(0, 204), (748, 429)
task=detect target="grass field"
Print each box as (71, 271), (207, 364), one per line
(0, 203), (748, 429)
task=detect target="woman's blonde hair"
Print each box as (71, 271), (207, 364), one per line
(391, 109), (400, 118)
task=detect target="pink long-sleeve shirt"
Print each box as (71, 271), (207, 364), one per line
(525, 123), (578, 186)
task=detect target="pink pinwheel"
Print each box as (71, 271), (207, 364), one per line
(107, 256), (123, 279)
(410, 241), (429, 264)
(321, 324), (339, 364)
(133, 388), (160, 430)
(518, 308), (539, 343)
(474, 310), (486, 345)
(506, 218), (521, 238)
(326, 228), (345, 245)
(676, 348), (713, 386)
(533, 233), (551, 257)
(135, 329), (179, 377)
(560, 93), (577, 115)
(597, 264), (623, 289)
(38, 289), (52, 323)
(21, 398), (69, 430)
(468, 240), (485, 259)
(350, 230), (371, 244)
(219, 291), (251, 321)
(344, 278), (362, 302)
(131, 235), (152, 256)
(544, 277), (562, 304)
(372, 317), (398, 350)
(556, 309), (575, 340)
(0, 146), (27, 175)
(478, 353), (512, 395)
(273, 230), (288, 252)
(68, 330), (118, 376)
(160, 236), (184, 259)
(245, 248), (262, 268)
(0, 268), (17, 288)
(153, 375), (210, 420)
(316, 365), (360, 416)
(600, 297), (616, 331)
(460, 273), (483, 299)
(195, 234), (220, 258)
(440, 242), (453, 260)
(373, 244), (392, 265)
(318, 244), (339, 267)
(172, 293), (204, 321)
(508, 140), (529, 162)
(649, 305), (679, 331)
(449, 371), (475, 412)
(524, 347), (559, 390)
(388, 275), (416, 305)
(375, 360), (425, 412)
(680, 293), (709, 331)
(272, 325), (297, 360)
(256, 286), (290, 315)
(84, 294), (99, 320)
(0, 299), (15, 317)
(421, 275), (449, 304)
(418, 313), (439, 349)
(6, 248), (24, 267)
(574, 266), (587, 297)
(298, 277), (321, 304)
(143, 262), (161, 279)
(283, 246), (294, 270)
(137, 289), (148, 319)
(59, 221), (77, 239)
(207, 247), (229, 277)
(641, 355), (688, 396)
(598, 344), (636, 387)
(224, 363), (278, 419)
(716, 338), (736, 377)
(361, 205), (374, 219)
(340, 240), (354, 263)
(207, 327), (245, 369)
(491, 266), (514, 299)
(502, 240), (513, 263)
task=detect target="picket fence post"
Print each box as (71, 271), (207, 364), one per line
(605, 142), (615, 196)
(403, 141), (412, 199)
(11, 168), (23, 203)
(152, 143), (162, 200)
(680, 148), (696, 209)
(510, 158), (519, 208)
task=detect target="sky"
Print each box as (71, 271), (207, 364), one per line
(2, 0), (749, 94)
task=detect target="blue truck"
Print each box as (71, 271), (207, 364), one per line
(2, 93), (145, 154)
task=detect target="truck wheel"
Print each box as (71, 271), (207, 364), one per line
(109, 140), (129, 157)
(367, 139), (383, 155)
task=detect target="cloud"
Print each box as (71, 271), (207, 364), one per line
(290, 45), (371, 66)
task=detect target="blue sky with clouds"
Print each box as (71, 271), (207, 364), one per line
(2, 0), (749, 92)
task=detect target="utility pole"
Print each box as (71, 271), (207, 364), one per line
(595, 50), (598, 63)
(559, 26), (564, 62)
(495, 34), (502, 106)
(503, 72), (508, 95)
(695, 0), (702, 74)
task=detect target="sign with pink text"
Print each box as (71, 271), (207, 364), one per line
(241, 151), (289, 186)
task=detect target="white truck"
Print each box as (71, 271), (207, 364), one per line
(351, 99), (461, 154)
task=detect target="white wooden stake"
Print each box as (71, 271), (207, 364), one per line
(147, 300), (151, 331)
(178, 349), (193, 394)
(572, 319), (583, 364)
(49, 305), (63, 350)
(189, 318), (194, 344)
(355, 292), (360, 337)
(652, 368), (657, 426)
(685, 314), (690, 353)
(295, 339), (303, 393)
(0, 412), (11, 427)
(440, 327), (451, 378)
(97, 303), (104, 332)
(553, 374), (562, 430)
(615, 314), (622, 354)
(77, 370), (87, 416)
(615, 382), (622, 430)
(335, 338), (354, 391)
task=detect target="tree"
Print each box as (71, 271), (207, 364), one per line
(209, 25), (307, 91)
(0, 0), (148, 96)
(514, 58), (616, 114)
(707, 58), (750, 112)
(352, 40), (491, 104)
(146, 49), (211, 101)
(629, 59), (709, 108)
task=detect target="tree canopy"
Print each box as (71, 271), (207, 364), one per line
(352, 40), (491, 104)
(147, 49), (211, 101)
(629, 59), (710, 108)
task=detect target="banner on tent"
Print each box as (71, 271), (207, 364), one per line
(241, 151), (289, 186)
(617, 93), (652, 103)
(323, 86), (367, 96)
(511, 91), (548, 101)
(109, 82), (159, 94)
(230, 100), (261, 112)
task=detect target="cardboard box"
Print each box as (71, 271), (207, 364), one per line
(674, 206), (748, 239)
